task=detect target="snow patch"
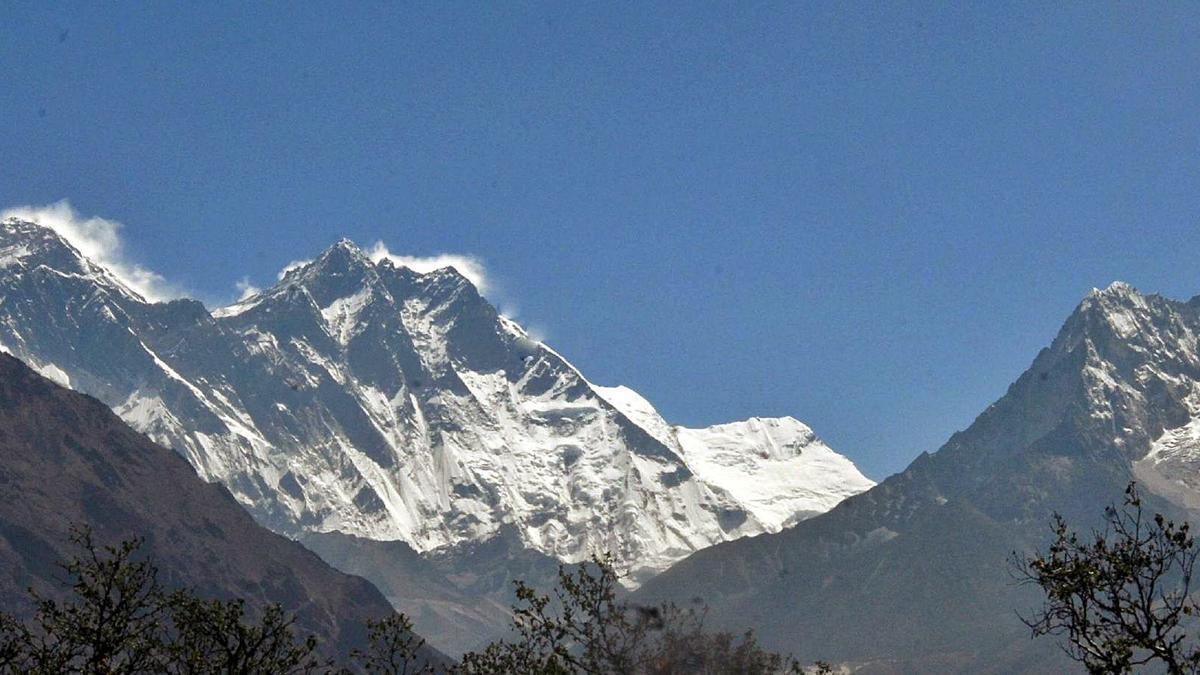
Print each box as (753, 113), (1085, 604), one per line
(212, 297), (262, 318)
(0, 243), (29, 268)
(320, 286), (372, 346)
(1134, 389), (1200, 510)
(34, 361), (71, 388)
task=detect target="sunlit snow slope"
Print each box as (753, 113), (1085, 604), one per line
(0, 217), (873, 580)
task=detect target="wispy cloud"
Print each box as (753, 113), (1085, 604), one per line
(276, 259), (313, 281)
(0, 204), (546, 336)
(234, 277), (261, 301)
(364, 241), (544, 336)
(366, 241), (490, 295)
(0, 200), (185, 302)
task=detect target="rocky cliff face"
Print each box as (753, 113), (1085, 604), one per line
(0, 217), (873, 585)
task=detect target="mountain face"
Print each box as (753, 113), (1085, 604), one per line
(635, 282), (1200, 673)
(0, 217), (873, 587)
(0, 353), (445, 667)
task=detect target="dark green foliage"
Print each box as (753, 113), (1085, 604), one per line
(351, 614), (435, 675)
(1014, 483), (1200, 674)
(0, 527), (346, 674)
(166, 597), (327, 674)
(15, 527), (172, 674)
(0, 614), (29, 671)
(0, 529), (813, 674)
(457, 554), (815, 674)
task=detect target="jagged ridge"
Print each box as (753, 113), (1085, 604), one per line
(0, 217), (873, 584)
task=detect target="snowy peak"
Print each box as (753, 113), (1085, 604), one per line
(594, 383), (876, 532)
(1047, 280), (1173, 359)
(633, 288), (1200, 672)
(1078, 280), (1150, 326)
(311, 238), (372, 273)
(0, 232), (876, 583)
(1088, 279), (1140, 299)
(1, 216), (74, 254)
(278, 239), (378, 308)
(2, 217), (99, 279)
(222, 239), (484, 332)
(393, 264), (482, 317)
(677, 416), (875, 530)
(0, 217), (148, 304)
(331, 237), (364, 253)
(686, 416), (819, 460)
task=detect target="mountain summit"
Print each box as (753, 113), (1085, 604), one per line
(0, 217), (873, 588)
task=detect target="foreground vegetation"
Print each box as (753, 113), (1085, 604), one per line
(1016, 483), (1200, 674)
(11, 480), (1200, 674)
(12, 481), (1200, 673)
(0, 527), (820, 674)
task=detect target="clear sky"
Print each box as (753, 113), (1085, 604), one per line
(2, 3), (1198, 479)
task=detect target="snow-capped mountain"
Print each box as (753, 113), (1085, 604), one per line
(0, 217), (873, 582)
(595, 384), (872, 530)
(636, 281), (1200, 671)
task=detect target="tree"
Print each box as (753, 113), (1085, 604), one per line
(0, 528), (817, 673)
(0, 527), (330, 675)
(0, 614), (30, 671)
(17, 527), (171, 674)
(457, 555), (817, 675)
(1014, 483), (1200, 674)
(350, 614), (435, 675)
(167, 596), (327, 674)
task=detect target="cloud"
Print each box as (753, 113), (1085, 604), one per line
(366, 241), (490, 295)
(523, 323), (549, 343)
(0, 204), (539, 331)
(0, 200), (184, 302)
(234, 277), (261, 301)
(276, 259), (313, 280)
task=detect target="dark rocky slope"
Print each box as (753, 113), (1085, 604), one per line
(0, 353), (445, 667)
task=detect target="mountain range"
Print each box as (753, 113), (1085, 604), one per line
(12, 212), (1200, 671)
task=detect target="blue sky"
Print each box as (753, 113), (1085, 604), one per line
(2, 3), (1198, 479)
